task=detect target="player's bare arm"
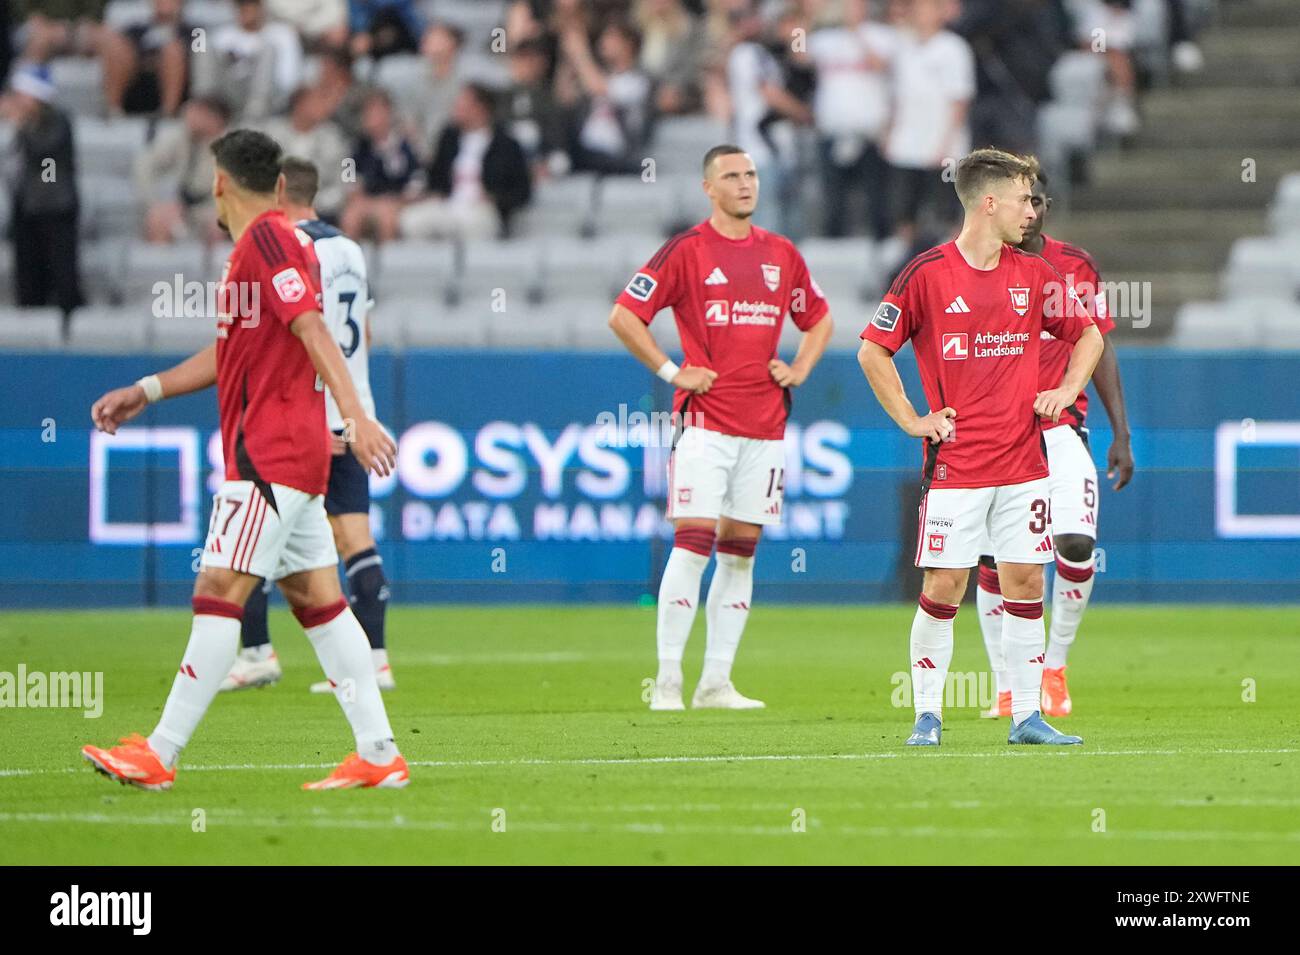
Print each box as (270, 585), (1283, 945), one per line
(770, 312), (834, 387)
(1091, 336), (1134, 489)
(608, 303), (717, 394)
(858, 339), (956, 442)
(90, 343), (218, 434)
(1034, 324), (1103, 423)
(291, 310), (397, 476)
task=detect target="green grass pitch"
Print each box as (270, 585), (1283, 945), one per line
(1, 604), (1297, 865)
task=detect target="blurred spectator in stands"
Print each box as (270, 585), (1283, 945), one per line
(725, 1), (810, 239)
(764, 2), (817, 241)
(134, 94), (230, 244)
(0, 2), (12, 88)
(406, 22), (465, 159)
(635, 0), (708, 115)
(259, 87), (349, 221)
(191, 0), (303, 122)
(883, 0), (973, 255)
(316, 48), (367, 141)
(98, 0), (190, 117)
(15, 0), (108, 64)
(558, 18), (653, 176)
(400, 83), (531, 241)
(1070, 0), (1139, 139)
(808, 0), (895, 239)
(1165, 0), (1205, 74)
(1, 64), (83, 316)
(340, 88), (420, 242)
(266, 0), (349, 53)
(950, 0), (1072, 155)
(502, 37), (569, 178)
(349, 0), (424, 61)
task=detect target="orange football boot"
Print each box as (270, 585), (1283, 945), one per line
(980, 690), (1012, 719)
(1041, 666), (1073, 716)
(302, 752), (410, 790)
(81, 733), (176, 791)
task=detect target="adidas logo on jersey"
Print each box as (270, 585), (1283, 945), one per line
(1034, 537), (1053, 553)
(704, 267), (729, 285)
(944, 296), (971, 313)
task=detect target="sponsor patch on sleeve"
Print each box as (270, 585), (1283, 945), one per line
(871, 301), (901, 331)
(624, 272), (658, 303)
(271, 267), (306, 304)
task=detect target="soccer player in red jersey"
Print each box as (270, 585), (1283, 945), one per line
(977, 172), (1135, 719)
(83, 130), (406, 790)
(610, 144), (834, 711)
(859, 148), (1103, 746)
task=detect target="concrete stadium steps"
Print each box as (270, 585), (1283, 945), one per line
(1054, 208), (1267, 275)
(1073, 146), (1294, 210)
(1176, 24), (1300, 89)
(1132, 89), (1300, 146)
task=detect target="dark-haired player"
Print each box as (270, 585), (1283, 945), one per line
(84, 130), (407, 790)
(859, 148), (1102, 747)
(220, 155), (396, 695)
(609, 144), (834, 711)
(977, 172), (1134, 719)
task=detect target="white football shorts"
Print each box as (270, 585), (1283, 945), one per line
(1044, 424), (1100, 540)
(917, 477), (1054, 568)
(200, 480), (338, 580)
(666, 426), (787, 526)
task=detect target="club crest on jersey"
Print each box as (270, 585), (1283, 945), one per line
(625, 272), (657, 302)
(936, 464), (947, 481)
(761, 263), (781, 292)
(271, 267), (306, 304)
(927, 533), (946, 554)
(705, 300), (730, 327)
(1008, 287), (1030, 316)
(871, 301), (901, 331)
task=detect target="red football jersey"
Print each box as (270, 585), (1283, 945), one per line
(215, 209), (330, 496)
(614, 219), (829, 440)
(1038, 234), (1114, 432)
(861, 241), (1094, 489)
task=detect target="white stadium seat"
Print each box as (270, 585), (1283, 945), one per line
(67, 308), (150, 353)
(0, 308), (64, 349)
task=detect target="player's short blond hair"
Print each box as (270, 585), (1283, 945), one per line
(954, 148), (1041, 209)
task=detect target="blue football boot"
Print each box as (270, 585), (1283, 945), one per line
(906, 712), (942, 746)
(1008, 710), (1083, 745)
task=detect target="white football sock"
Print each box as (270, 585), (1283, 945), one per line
(656, 531), (713, 683)
(1046, 553), (1096, 669)
(911, 595), (957, 719)
(371, 647), (390, 671)
(975, 566), (1007, 694)
(1002, 598), (1045, 725)
(301, 601), (398, 766)
(150, 599), (243, 768)
(701, 544), (755, 687)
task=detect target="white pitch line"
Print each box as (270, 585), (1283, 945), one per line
(0, 811), (1296, 844)
(0, 747), (1295, 780)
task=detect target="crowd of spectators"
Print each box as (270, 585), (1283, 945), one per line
(1, 0), (1211, 313)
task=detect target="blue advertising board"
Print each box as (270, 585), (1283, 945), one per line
(1, 349), (1297, 607)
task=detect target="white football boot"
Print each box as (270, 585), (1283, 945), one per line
(649, 678), (685, 711)
(218, 648), (282, 692)
(310, 658), (395, 694)
(691, 680), (765, 710)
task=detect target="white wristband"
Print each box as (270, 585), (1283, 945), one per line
(136, 375), (164, 404)
(655, 360), (680, 384)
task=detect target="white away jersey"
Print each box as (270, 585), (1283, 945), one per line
(297, 219), (376, 431)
